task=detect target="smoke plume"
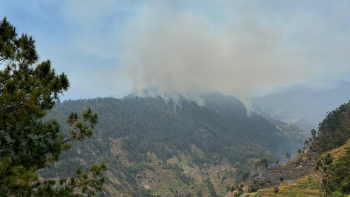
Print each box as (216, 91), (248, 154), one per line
(120, 1), (350, 109)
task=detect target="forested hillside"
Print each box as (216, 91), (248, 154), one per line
(40, 93), (299, 196)
(316, 101), (350, 196)
(316, 100), (350, 153)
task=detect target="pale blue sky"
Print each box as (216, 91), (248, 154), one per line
(1, 0), (350, 100)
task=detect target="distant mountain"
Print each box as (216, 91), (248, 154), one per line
(253, 80), (350, 131)
(41, 93), (299, 197)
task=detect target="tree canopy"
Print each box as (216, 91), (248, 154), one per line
(316, 101), (350, 153)
(0, 17), (106, 196)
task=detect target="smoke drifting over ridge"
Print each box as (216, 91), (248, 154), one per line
(120, 1), (350, 109)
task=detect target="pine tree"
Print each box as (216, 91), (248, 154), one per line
(311, 129), (317, 140)
(0, 17), (106, 196)
(286, 152), (292, 162)
(298, 149), (302, 154)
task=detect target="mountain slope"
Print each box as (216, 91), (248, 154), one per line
(250, 139), (350, 197)
(230, 100), (350, 197)
(40, 93), (298, 196)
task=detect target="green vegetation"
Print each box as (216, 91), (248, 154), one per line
(311, 129), (317, 140)
(323, 147), (350, 196)
(233, 184), (244, 197)
(255, 158), (269, 170)
(248, 181), (263, 193)
(204, 177), (217, 196)
(0, 18), (106, 196)
(317, 101), (350, 153)
(285, 152), (292, 161)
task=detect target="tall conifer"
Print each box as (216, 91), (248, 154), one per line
(0, 17), (106, 196)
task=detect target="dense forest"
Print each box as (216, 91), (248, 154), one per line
(40, 93), (299, 196)
(316, 101), (350, 153)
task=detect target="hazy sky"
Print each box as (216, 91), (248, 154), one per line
(1, 0), (350, 104)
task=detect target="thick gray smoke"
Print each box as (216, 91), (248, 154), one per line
(120, 1), (350, 109)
